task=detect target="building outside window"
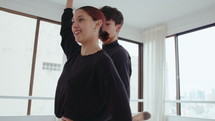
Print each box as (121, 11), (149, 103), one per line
(165, 25), (215, 119)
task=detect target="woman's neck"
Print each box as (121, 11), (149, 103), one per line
(81, 43), (101, 56)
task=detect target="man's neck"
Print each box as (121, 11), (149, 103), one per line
(103, 36), (118, 45)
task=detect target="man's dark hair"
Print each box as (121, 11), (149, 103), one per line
(100, 6), (124, 25)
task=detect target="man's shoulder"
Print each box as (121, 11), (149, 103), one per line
(113, 45), (130, 57)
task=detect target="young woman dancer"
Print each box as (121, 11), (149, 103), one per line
(54, 3), (132, 121)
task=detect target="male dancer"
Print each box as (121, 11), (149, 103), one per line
(100, 6), (151, 121)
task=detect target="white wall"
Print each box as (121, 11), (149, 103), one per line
(0, 0), (143, 42)
(166, 5), (215, 36)
(2, 0), (214, 41)
(0, 116), (56, 121)
(140, 5), (215, 37)
(120, 24), (142, 42)
(167, 116), (215, 121)
(0, 0), (64, 21)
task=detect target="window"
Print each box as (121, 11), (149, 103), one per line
(165, 24), (215, 119)
(31, 20), (63, 115)
(178, 26), (215, 118)
(0, 10), (36, 116)
(165, 37), (177, 115)
(0, 9), (61, 116)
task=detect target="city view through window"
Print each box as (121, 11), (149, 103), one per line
(165, 26), (215, 119)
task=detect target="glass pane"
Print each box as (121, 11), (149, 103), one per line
(129, 101), (138, 113)
(178, 26), (215, 119)
(118, 40), (139, 112)
(0, 99), (28, 116)
(165, 37), (176, 100)
(165, 102), (177, 115)
(0, 10), (36, 96)
(178, 27), (215, 101)
(31, 21), (63, 115)
(181, 103), (215, 119)
(31, 100), (54, 115)
(32, 21), (63, 98)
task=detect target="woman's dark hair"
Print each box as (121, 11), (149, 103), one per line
(78, 6), (109, 41)
(100, 6), (124, 25)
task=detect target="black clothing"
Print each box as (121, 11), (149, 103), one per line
(54, 8), (132, 121)
(103, 41), (132, 98)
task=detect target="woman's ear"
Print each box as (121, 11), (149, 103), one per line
(95, 20), (102, 30)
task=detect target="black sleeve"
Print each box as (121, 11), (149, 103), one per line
(97, 55), (132, 121)
(112, 49), (132, 98)
(60, 8), (80, 59)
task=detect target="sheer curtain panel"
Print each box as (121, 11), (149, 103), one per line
(142, 25), (167, 121)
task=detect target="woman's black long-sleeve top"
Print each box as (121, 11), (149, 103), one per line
(54, 8), (132, 121)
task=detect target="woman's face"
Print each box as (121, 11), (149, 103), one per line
(72, 9), (99, 44)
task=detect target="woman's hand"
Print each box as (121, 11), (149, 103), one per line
(66, 0), (73, 8)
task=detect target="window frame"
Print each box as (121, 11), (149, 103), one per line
(166, 23), (215, 116)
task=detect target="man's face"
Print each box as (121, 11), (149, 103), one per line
(104, 19), (121, 43)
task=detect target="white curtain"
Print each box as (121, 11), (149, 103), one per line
(142, 25), (167, 121)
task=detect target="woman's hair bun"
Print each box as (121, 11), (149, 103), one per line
(99, 31), (109, 42)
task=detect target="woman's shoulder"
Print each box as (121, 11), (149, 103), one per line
(95, 50), (113, 64)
